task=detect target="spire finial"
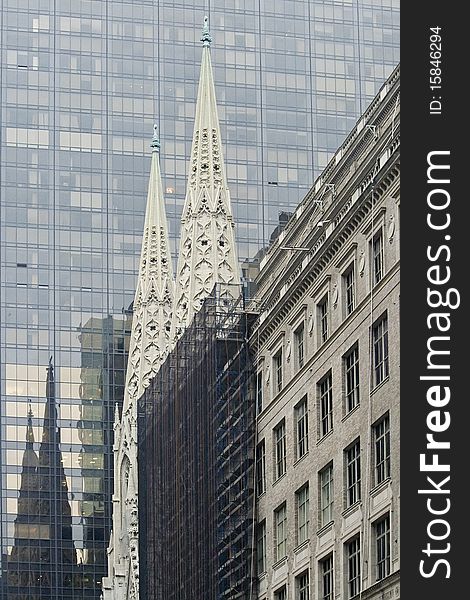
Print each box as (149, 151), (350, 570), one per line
(201, 16), (212, 47)
(150, 124), (160, 152)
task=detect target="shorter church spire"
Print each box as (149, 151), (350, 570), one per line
(150, 123), (161, 152)
(123, 127), (175, 410)
(104, 125), (175, 600)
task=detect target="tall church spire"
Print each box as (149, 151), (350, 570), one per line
(103, 129), (174, 600)
(171, 17), (240, 340)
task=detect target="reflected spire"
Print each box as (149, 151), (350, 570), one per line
(7, 359), (75, 597)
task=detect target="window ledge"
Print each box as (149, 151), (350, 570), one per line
(342, 403), (361, 422)
(272, 555), (288, 570)
(317, 429), (334, 445)
(342, 500), (362, 518)
(316, 520), (334, 537)
(294, 450), (309, 467)
(293, 539), (310, 554)
(371, 376), (390, 395)
(272, 472), (287, 488)
(370, 477), (392, 497)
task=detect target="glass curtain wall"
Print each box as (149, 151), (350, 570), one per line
(0, 0), (398, 597)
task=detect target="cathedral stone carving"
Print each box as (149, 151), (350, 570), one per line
(171, 18), (239, 342)
(102, 128), (174, 600)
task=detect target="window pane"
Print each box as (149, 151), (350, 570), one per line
(374, 414), (390, 484)
(372, 314), (389, 387)
(296, 484), (309, 544)
(296, 397), (308, 458)
(375, 515), (390, 580)
(256, 439), (266, 495)
(345, 345), (360, 412)
(347, 537), (361, 597)
(319, 374), (333, 436)
(346, 440), (361, 506)
(321, 554), (333, 600)
(320, 464), (333, 526)
(274, 420), (286, 479)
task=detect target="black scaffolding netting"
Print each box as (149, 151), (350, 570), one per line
(138, 284), (258, 600)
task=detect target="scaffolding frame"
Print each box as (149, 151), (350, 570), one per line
(138, 284), (257, 600)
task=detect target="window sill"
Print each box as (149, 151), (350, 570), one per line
(294, 450), (309, 467)
(293, 539), (310, 554)
(342, 403), (361, 422)
(272, 472), (287, 488)
(316, 520), (334, 537)
(370, 477), (392, 496)
(342, 500), (362, 518)
(371, 376), (390, 395)
(272, 555), (288, 570)
(317, 429), (334, 445)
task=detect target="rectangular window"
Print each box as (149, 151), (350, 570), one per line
(275, 504), (287, 561)
(320, 554), (334, 600)
(319, 373), (333, 437)
(320, 464), (333, 527)
(344, 345), (360, 412)
(375, 514), (391, 580)
(275, 586), (287, 600)
(295, 322), (305, 369)
(296, 570), (309, 600)
(372, 230), (384, 285)
(274, 420), (287, 480)
(319, 296), (329, 343)
(296, 484), (309, 545)
(256, 439), (266, 496)
(374, 414), (390, 485)
(344, 263), (356, 316)
(295, 397), (309, 459)
(256, 520), (266, 575)
(256, 370), (263, 414)
(346, 537), (361, 598)
(274, 349), (283, 393)
(345, 440), (361, 507)
(372, 314), (389, 387)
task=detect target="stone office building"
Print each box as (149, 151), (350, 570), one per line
(251, 66), (400, 600)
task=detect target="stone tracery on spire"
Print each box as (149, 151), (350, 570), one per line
(103, 128), (174, 600)
(171, 17), (240, 340)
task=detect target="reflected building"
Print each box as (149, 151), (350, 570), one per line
(5, 360), (76, 599)
(0, 1), (399, 598)
(75, 314), (131, 577)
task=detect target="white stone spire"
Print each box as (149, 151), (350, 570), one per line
(102, 127), (174, 600)
(171, 17), (240, 340)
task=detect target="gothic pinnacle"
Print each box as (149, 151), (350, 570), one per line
(201, 16), (212, 47)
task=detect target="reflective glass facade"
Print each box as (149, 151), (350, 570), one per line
(0, 0), (399, 597)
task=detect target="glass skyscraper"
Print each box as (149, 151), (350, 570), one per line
(0, 0), (399, 597)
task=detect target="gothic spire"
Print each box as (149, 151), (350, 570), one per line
(171, 17), (239, 339)
(103, 128), (174, 600)
(123, 126), (175, 415)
